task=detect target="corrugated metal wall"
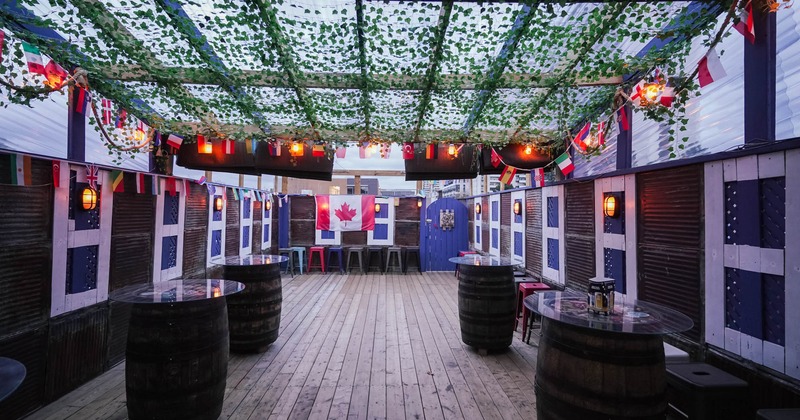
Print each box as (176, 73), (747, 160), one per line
(525, 189), (543, 279)
(500, 193), (511, 258)
(637, 165), (704, 341)
(183, 182), (208, 277)
(45, 304), (108, 400)
(225, 188), (240, 257)
(110, 191), (154, 291)
(290, 196), (315, 246)
(564, 182), (596, 291)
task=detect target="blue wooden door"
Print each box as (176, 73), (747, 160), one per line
(421, 198), (468, 271)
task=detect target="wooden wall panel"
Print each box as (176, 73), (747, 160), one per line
(183, 182), (208, 277)
(395, 197), (421, 247)
(343, 231), (368, 246)
(481, 196), (490, 253)
(638, 165), (704, 341)
(45, 304), (108, 400)
(225, 188), (240, 257)
(565, 182), (596, 291)
(110, 192), (154, 291)
(290, 196), (316, 246)
(525, 188), (543, 279)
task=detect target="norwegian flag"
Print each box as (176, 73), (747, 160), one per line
(402, 142), (414, 159)
(101, 99), (113, 125)
(224, 139), (235, 154)
(85, 164), (99, 189)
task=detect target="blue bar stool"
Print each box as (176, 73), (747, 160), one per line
(290, 246), (306, 274)
(328, 247), (345, 273)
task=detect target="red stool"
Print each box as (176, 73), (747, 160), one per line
(515, 282), (550, 339)
(455, 250), (478, 277)
(308, 246), (326, 273)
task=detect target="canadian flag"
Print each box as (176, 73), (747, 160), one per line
(315, 195), (375, 232)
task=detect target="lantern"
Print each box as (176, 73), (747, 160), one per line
(417, 198), (423, 208)
(80, 187), (98, 211)
(513, 201), (522, 216)
(475, 203), (482, 215)
(641, 82), (663, 106)
(374, 203), (381, 213)
(524, 144), (533, 155)
(265, 200), (272, 211)
(448, 144), (456, 156)
(603, 195), (619, 218)
(214, 196), (224, 212)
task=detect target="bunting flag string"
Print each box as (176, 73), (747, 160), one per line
(52, 159), (63, 188)
(499, 165), (517, 185)
(532, 168), (545, 188)
(110, 170), (124, 192)
(11, 154), (32, 186)
(135, 173), (146, 194)
(85, 164), (99, 189)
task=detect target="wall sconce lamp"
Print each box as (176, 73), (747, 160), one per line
(448, 144), (456, 156)
(264, 200), (272, 211)
(603, 194), (619, 218)
(80, 186), (98, 211)
(214, 196), (224, 212)
(513, 201), (522, 216)
(417, 198), (423, 208)
(475, 203), (482, 215)
(374, 203), (381, 213)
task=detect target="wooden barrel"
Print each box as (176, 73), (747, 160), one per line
(535, 318), (667, 420)
(457, 264), (516, 351)
(224, 263), (283, 352)
(126, 298), (229, 420)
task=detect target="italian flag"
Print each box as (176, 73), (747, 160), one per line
(555, 152), (574, 176)
(22, 42), (45, 74)
(315, 195), (375, 232)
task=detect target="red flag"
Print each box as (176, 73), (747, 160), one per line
(660, 85), (675, 107)
(44, 60), (68, 88)
(490, 147), (502, 168)
(597, 121), (606, 146)
(165, 177), (177, 197)
(312, 144), (325, 157)
(734, 2), (755, 44)
(315, 195), (375, 231)
(0, 32), (4, 65)
(224, 139), (235, 154)
(73, 87), (90, 115)
(573, 122), (591, 151)
(698, 48), (727, 88)
(136, 173), (146, 194)
(116, 109), (127, 129)
(402, 142), (415, 159)
(425, 144), (437, 160)
(616, 107), (629, 132)
(52, 160), (62, 188)
(499, 165), (517, 185)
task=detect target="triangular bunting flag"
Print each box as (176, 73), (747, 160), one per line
(402, 142), (414, 159)
(21, 42), (45, 74)
(110, 170), (124, 193)
(698, 48), (727, 88)
(533, 168), (545, 188)
(499, 165), (517, 185)
(555, 152), (574, 176)
(11, 154), (32, 186)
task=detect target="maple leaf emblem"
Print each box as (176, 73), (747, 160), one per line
(335, 202), (357, 222)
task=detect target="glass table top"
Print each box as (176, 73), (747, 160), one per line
(0, 357), (26, 402)
(448, 255), (519, 267)
(109, 279), (244, 304)
(524, 290), (694, 335)
(211, 255), (288, 266)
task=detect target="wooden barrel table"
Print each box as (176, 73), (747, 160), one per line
(110, 279), (244, 420)
(450, 255), (517, 353)
(216, 255), (287, 353)
(525, 291), (694, 420)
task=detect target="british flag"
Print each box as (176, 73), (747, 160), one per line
(85, 164), (99, 189)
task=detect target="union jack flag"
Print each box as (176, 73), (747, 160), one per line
(85, 164), (99, 189)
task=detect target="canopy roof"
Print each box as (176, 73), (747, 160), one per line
(1, 0), (728, 149)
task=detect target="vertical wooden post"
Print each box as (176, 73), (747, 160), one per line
(238, 174), (245, 187)
(354, 175), (362, 195)
(257, 175), (262, 190)
(273, 175), (279, 193)
(616, 103), (633, 170)
(281, 176), (288, 193)
(205, 170), (213, 183)
(483, 175), (489, 194)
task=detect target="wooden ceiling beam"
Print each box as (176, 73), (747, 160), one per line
(332, 170), (406, 177)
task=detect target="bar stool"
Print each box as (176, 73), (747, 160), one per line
(346, 246), (365, 273)
(327, 246), (345, 274)
(290, 246), (306, 274)
(403, 246), (421, 273)
(455, 250), (478, 277)
(385, 247), (403, 273)
(515, 282), (550, 341)
(308, 246), (326, 273)
(366, 246), (384, 273)
(277, 248), (295, 276)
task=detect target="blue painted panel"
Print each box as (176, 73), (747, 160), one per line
(491, 200), (499, 222)
(321, 230), (336, 240)
(547, 238), (559, 270)
(264, 206), (270, 218)
(604, 248), (626, 294)
(376, 205), (388, 219)
(547, 197), (558, 228)
(68, 170), (76, 220)
(725, 267), (743, 331)
(242, 226), (250, 249)
(603, 192), (625, 234)
(212, 195), (223, 222)
(161, 235), (177, 270)
(278, 195), (289, 248)
(514, 232), (522, 257)
(374, 224), (388, 240)
(66, 245), (98, 294)
(726, 180), (760, 246)
(163, 192), (179, 225)
(475, 226), (480, 243)
(73, 180), (101, 231)
(763, 274), (785, 345)
(514, 200), (522, 224)
(425, 198), (468, 271)
(263, 223), (270, 242)
(760, 177), (785, 249)
(243, 197), (251, 219)
(491, 228), (499, 249)
(211, 229), (222, 257)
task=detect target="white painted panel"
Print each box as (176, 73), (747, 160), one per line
(758, 152), (786, 179)
(603, 234), (625, 251)
(741, 333), (764, 365)
(705, 162), (726, 347)
(595, 180), (605, 279)
(240, 190), (253, 256)
(763, 341), (785, 374)
(315, 228), (341, 245)
(207, 185), (226, 267)
(785, 149), (800, 380)
(736, 155), (758, 181)
(473, 200), (482, 251)
(724, 244), (739, 269)
(367, 197), (393, 246)
(542, 186), (562, 284)
(723, 159), (737, 182)
(261, 197), (272, 251)
(738, 245), (761, 272)
(624, 174), (637, 300)
(760, 248), (785, 276)
(610, 176), (624, 192)
(510, 190), (525, 265)
(489, 194), (501, 258)
(725, 327), (741, 355)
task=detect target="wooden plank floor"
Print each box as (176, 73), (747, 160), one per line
(26, 272), (541, 420)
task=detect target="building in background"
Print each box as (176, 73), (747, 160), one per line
(346, 178), (380, 195)
(440, 179), (471, 198)
(281, 178), (347, 195)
